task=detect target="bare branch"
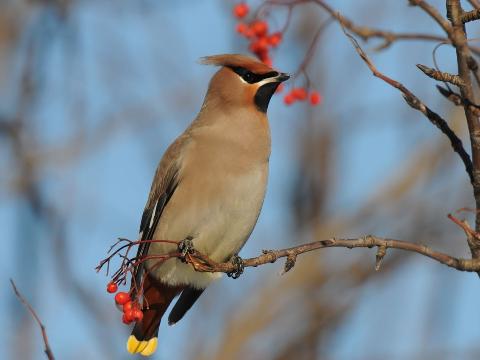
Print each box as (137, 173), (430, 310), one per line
(467, 56), (480, 88)
(10, 279), (55, 360)
(436, 85), (480, 115)
(417, 63), (465, 86)
(306, 0), (457, 51)
(99, 234), (480, 289)
(181, 236), (480, 273)
(409, 0), (453, 33)
(341, 27), (473, 184)
(462, 8), (480, 23)
(468, 0), (480, 10)
(447, 0), (480, 256)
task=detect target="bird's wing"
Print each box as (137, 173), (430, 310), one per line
(131, 134), (189, 294)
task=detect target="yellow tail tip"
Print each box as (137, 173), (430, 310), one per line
(126, 335), (148, 354)
(140, 337), (158, 356)
(126, 335), (158, 356)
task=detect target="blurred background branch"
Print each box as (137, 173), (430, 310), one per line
(10, 279), (55, 360)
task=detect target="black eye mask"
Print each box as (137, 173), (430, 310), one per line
(229, 66), (279, 84)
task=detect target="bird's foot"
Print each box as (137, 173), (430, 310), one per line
(227, 254), (244, 279)
(178, 236), (195, 262)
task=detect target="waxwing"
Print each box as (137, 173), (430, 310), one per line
(126, 54), (289, 356)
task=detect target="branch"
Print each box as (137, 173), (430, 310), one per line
(311, 0), (451, 51)
(467, 56), (480, 88)
(447, 0), (480, 256)
(10, 279), (55, 360)
(416, 63), (465, 86)
(436, 85), (480, 116)
(468, 0), (480, 10)
(340, 26), (473, 185)
(409, 0), (453, 33)
(462, 8), (480, 23)
(98, 234), (480, 291)
(185, 236), (480, 273)
(266, 1), (480, 53)
(0, 118), (19, 138)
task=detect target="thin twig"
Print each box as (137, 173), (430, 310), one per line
(468, 0), (480, 10)
(10, 279), (55, 360)
(448, 213), (478, 238)
(417, 63), (465, 86)
(312, 0), (448, 48)
(462, 8), (480, 23)
(266, 0), (474, 52)
(409, 0), (452, 33)
(293, 18), (332, 83)
(436, 85), (480, 116)
(340, 26), (474, 185)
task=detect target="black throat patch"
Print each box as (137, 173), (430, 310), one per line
(254, 82), (280, 113)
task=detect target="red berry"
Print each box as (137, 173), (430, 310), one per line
(255, 48), (271, 66)
(106, 282), (118, 293)
(233, 3), (249, 19)
(237, 23), (254, 38)
(115, 292), (130, 305)
(250, 20), (268, 37)
(236, 22), (247, 34)
(284, 94), (295, 105)
(133, 309), (144, 322)
(292, 88), (307, 101)
(244, 28), (254, 38)
(275, 83), (284, 93)
(258, 48), (269, 60)
(124, 301), (140, 313)
(310, 91), (322, 105)
(268, 32), (282, 47)
(124, 309), (135, 322)
(122, 313), (133, 325)
(249, 37), (269, 54)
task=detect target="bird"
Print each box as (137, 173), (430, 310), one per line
(126, 54), (289, 356)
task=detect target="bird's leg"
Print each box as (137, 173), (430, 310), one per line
(178, 236), (195, 262)
(227, 254), (244, 279)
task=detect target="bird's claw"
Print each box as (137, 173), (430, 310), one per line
(178, 236), (194, 262)
(227, 254), (244, 279)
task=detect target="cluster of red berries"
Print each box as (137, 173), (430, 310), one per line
(233, 3), (281, 67)
(283, 88), (322, 106)
(107, 282), (143, 325)
(233, 3), (322, 107)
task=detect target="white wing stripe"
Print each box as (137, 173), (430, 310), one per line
(149, 199), (158, 230)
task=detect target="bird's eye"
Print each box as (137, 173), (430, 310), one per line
(243, 71), (254, 82)
(229, 66), (266, 84)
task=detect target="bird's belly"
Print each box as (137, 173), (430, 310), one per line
(147, 164), (267, 288)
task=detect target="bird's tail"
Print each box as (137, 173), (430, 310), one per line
(127, 274), (183, 356)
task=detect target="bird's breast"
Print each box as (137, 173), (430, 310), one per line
(147, 121), (270, 287)
(175, 144), (269, 258)
(152, 136), (269, 253)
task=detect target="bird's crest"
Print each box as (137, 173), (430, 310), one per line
(200, 54), (274, 74)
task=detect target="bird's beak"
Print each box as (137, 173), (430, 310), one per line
(275, 72), (290, 82)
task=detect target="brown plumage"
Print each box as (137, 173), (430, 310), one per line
(132, 275), (184, 340)
(126, 54), (289, 356)
(200, 54), (275, 74)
